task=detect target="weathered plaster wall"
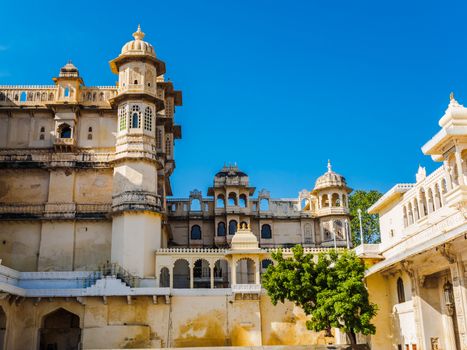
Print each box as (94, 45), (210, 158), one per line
(75, 169), (113, 204)
(0, 221), (41, 271)
(0, 295), (328, 350)
(0, 169), (49, 203)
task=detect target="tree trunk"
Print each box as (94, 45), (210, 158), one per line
(347, 331), (357, 348)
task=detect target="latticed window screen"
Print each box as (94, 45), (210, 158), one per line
(119, 105), (127, 131)
(165, 99), (173, 117)
(131, 105), (141, 128)
(144, 107), (153, 131)
(165, 135), (172, 156)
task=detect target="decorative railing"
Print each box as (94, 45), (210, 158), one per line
(156, 248), (227, 254)
(0, 85), (57, 105)
(80, 87), (117, 104)
(316, 207), (349, 216)
(83, 262), (140, 288)
(231, 284), (261, 294)
(0, 85), (117, 106)
(0, 202), (111, 219)
(112, 191), (162, 212)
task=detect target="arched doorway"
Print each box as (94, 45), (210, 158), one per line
(236, 258), (255, 284)
(214, 259), (231, 288)
(39, 308), (81, 350)
(173, 259), (190, 289)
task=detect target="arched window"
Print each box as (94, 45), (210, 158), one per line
(397, 277), (405, 303)
(190, 225), (202, 240)
(216, 194), (225, 208)
(58, 124), (72, 138)
(190, 199), (201, 211)
(217, 222), (226, 236)
(413, 199), (420, 221)
(39, 126), (45, 140)
(239, 194), (247, 208)
(144, 106), (153, 131)
(64, 87), (70, 97)
(331, 193), (340, 207)
(408, 202), (414, 225)
(240, 221), (248, 229)
(20, 92), (26, 102)
(259, 198), (269, 211)
(403, 206), (408, 228)
(322, 194), (330, 207)
(131, 105), (140, 129)
(228, 220), (237, 235)
(261, 224), (272, 239)
(435, 184), (442, 209)
(159, 267), (170, 287)
(99, 92), (104, 101)
(87, 126), (93, 140)
(228, 193), (237, 206)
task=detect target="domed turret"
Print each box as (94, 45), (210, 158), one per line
(314, 160), (348, 191)
(120, 25), (156, 57)
(109, 25), (165, 75)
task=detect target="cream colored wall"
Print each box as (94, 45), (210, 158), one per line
(74, 221), (112, 270)
(38, 221), (75, 271)
(377, 200), (405, 250)
(77, 113), (116, 149)
(48, 170), (75, 203)
(0, 169), (49, 203)
(113, 161), (157, 194)
(75, 170), (113, 204)
(0, 221), (41, 271)
(111, 213), (162, 277)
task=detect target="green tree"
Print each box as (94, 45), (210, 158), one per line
(262, 245), (377, 347)
(349, 190), (382, 246)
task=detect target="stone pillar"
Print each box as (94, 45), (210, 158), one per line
(455, 145), (466, 186)
(169, 266), (173, 288)
(255, 257), (260, 284)
(328, 193), (332, 208)
(189, 262), (194, 289)
(231, 258), (237, 285)
(450, 258), (467, 348)
(210, 265), (214, 289)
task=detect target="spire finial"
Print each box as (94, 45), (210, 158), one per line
(327, 159), (332, 172)
(133, 24), (145, 40)
(450, 92), (455, 101)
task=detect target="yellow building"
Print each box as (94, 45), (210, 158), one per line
(0, 27), (352, 349)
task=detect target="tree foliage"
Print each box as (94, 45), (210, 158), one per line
(262, 245), (377, 345)
(349, 190), (383, 246)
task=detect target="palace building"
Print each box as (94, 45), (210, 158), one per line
(0, 27), (352, 349)
(359, 94), (467, 350)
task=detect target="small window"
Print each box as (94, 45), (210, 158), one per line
(58, 124), (72, 138)
(64, 87), (70, 97)
(262, 260), (272, 269)
(190, 225), (202, 240)
(397, 277), (405, 303)
(40, 126), (45, 133)
(131, 105), (140, 129)
(87, 126), (93, 140)
(39, 134), (45, 140)
(260, 198), (269, 211)
(228, 220), (237, 235)
(134, 80), (138, 84)
(217, 222), (226, 236)
(261, 224), (272, 239)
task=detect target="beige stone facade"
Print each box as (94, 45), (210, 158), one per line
(359, 94), (467, 350)
(0, 26), (351, 349)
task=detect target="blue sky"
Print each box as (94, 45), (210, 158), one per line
(1, 0), (466, 198)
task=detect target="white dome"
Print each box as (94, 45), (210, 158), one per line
(120, 25), (156, 57)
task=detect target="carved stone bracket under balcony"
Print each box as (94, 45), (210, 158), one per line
(112, 191), (162, 214)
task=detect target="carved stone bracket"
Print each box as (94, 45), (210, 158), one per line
(438, 243), (457, 264)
